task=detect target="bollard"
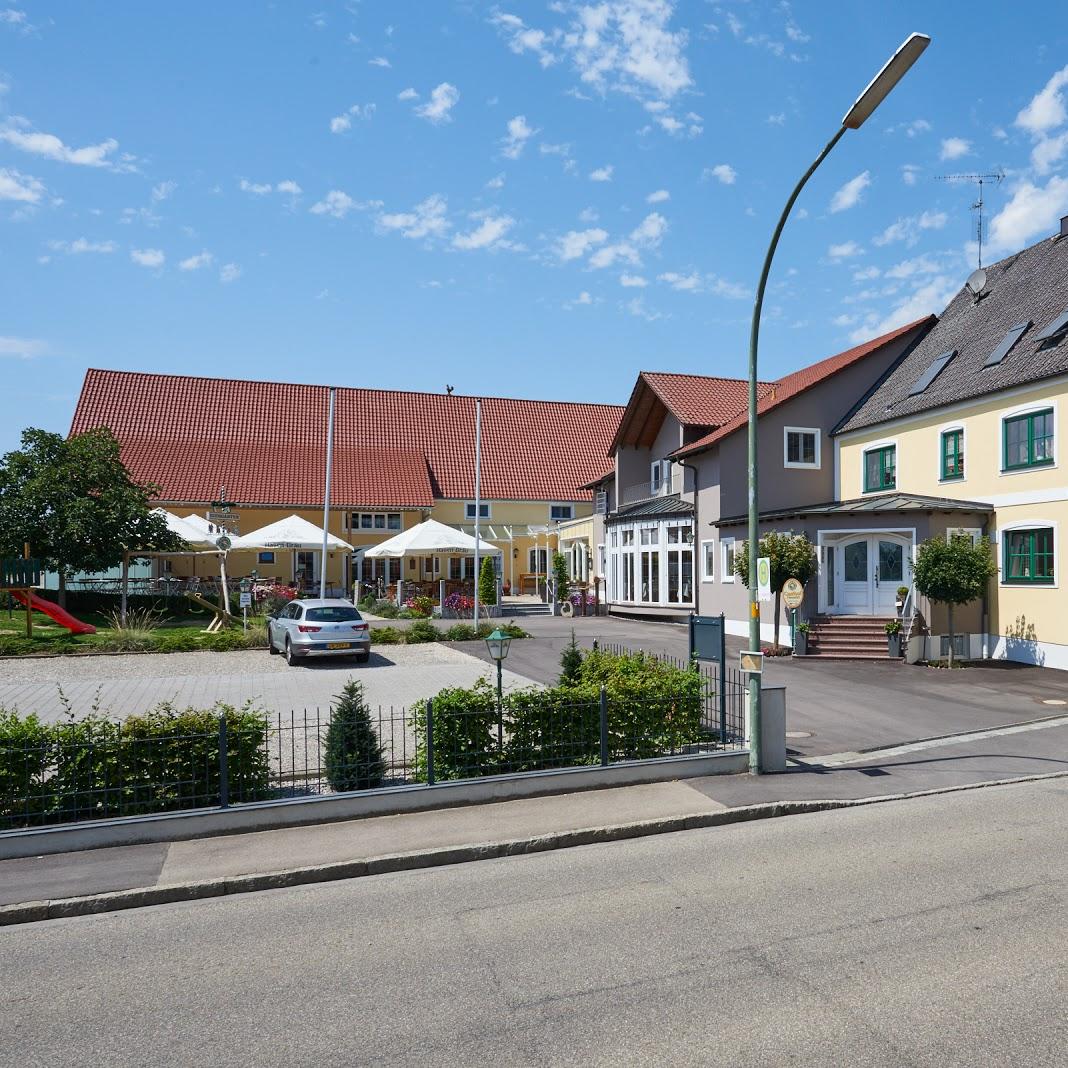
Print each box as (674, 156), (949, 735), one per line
(217, 714), (230, 809)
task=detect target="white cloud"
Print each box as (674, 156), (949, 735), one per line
(378, 194), (449, 239)
(883, 254), (945, 280)
(853, 265), (881, 281)
(646, 189), (670, 203)
(398, 88), (419, 101)
(0, 9), (27, 26)
(578, 207), (599, 223)
(179, 251), (213, 271)
(1032, 130), (1068, 175)
(886, 118), (931, 137)
(986, 175), (1068, 256)
(833, 313), (858, 327)
(130, 248), (164, 268)
(901, 164), (921, 186)
(630, 212), (667, 247)
(828, 240), (864, 260)
(490, 12), (559, 68)
(151, 180), (176, 202)
(219, 263), (242, 283)
(556, 227), (608, 261)
(872, 210), (948, 247)
(589, 165), (613, 182)
(658, 270), (701, 291)
(625, 296), (664, 322)
(309, 190), (357, 218)
(704, 163), (736, 185)
(0, 166), (45, 202)
(239, 179), (272, 195)
(485, 173), (505, 190)
(452, 214), (515, 251)
(939, 136), (972, 161)
(48, 237), (117, 254)
(848, 275), (959, 345)
(829, 171), (870, 213)
(589, 243), (639, 269)
(330, 103), (375, 134)
(0, 336), (47, 359)
(276, 180), (302, 195)
(499, 0), (691, 103)
(414, 83), (459, 124)
(1016, 65), (1068, 134)
(368, 56), (391, 68)
(0, 120), (121, 168)
(766, 112), (786, 126)
(501, 115), (535, 159)
(620, 273), (647, 287)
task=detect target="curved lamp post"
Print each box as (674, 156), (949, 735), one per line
(746, 33), (930, 775)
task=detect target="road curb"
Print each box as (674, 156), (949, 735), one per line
(3, 770), (1066, 927)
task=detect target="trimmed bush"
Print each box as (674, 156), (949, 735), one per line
(324, 681), (386, 792)
(370, 626), (405, 645)
(504, 684), (600, 772)
(412, 679), (501, 782)
(444, 623), (479, 642)
(0, 709), (52, 822)
(405, 620), (440, 644)
(478, 557), (497, 606)
(151, 630), (201, 654)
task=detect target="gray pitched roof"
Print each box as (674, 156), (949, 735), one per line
(835, 229), (1068, 435)
(714, 492), (994, 527)
(608, 495), (694, 521)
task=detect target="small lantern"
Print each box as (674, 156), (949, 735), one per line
(485, 626), (512, 663)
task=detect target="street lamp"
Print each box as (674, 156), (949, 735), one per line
(745, 33), (930, 775)
(485, 626), (512, 752)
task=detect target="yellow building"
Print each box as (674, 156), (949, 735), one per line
(834, 223), (1068, 668)
(70, 370), (621, 600)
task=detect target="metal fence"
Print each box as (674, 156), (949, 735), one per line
(1, 669), (746, 832)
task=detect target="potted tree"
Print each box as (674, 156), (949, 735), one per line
(794, 619), (810, 656)
(885, 617), (903, 658)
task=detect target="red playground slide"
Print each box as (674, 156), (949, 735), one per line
(11, 590), (97, 635)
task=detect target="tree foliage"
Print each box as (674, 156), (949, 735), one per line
(734, 532), (818, 648)
(324, 680), (387, 792)
(478, 555), (497, 606)
(552, 550), (570, 602)
(912, 535), (996, 666)
(0, 428), (182, 596)
(559, 629), (583, 684)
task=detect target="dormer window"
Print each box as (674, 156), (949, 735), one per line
(650, 459), (673, 495)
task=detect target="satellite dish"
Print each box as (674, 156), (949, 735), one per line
(965, 268), (987, 298)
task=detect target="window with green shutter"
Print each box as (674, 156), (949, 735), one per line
(863, 445), (896, 492)
(1003, 409), (1054, 470)
(941, 429), (964, 480)
(1003, 528), (1055, 584)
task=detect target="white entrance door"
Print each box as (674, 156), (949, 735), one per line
(831, 535), (909, 615)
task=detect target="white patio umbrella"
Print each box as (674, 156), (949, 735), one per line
(154, 509), (217, 549)
(363, 518), (501, 559)
(238, 514), (353, 552)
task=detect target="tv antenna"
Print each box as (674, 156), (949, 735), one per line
(936, 172), (1004, 268)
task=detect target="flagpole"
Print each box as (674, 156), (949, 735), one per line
(472, 397), (482, 624)
(320, 386), (336, 600)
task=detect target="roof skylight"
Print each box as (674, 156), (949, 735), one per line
(907, 350), (956, 396)
(1034, 305), (1068, 342)
(984, 321), (1031, 368)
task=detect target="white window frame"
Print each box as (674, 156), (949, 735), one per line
(465, 501), (492, 520)
(721, 537), (736, 583)
(701, 539), (715, 582)
(998, 400), (1058, 477)
(783, 426), (821, 470)
(549, 503), (575, 521)
(937, 422), (967, 485)
(996, 518), (1059, 589)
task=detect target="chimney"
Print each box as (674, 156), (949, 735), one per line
(1061, 214), (1068, 238)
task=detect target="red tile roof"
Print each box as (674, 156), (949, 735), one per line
(640, 372), (768, 427)
(71, 370), (625, 507)
(672, 317), (935, 459)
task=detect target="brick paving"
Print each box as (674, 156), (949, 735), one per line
(0, 644), (539, 722)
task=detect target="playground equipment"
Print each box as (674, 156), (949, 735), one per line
(1, 551), (96, 637)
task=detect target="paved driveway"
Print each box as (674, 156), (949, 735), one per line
(454, 615), (1068, 758)
(0, 643), (539, 723)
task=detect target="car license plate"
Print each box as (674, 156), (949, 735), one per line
(326, 642), (352, 650)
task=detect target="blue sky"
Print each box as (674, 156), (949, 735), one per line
(4, 2), (1068, 453)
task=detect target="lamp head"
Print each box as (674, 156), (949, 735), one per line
(485, 626), (512, 661)
(841, 33), (930, 130)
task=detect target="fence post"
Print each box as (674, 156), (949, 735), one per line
(426, 699), (435, 786)
(599, 685), (609, 767)
(718, 613), (727, 744)
(217, 714), (230, 809)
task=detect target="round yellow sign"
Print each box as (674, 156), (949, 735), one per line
(782, 577), (804, 610)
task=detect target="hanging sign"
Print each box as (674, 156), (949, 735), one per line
(757, 556), (772, 602)
(782, 577), (804, 610)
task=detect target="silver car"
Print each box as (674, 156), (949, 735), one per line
(267, 599), (371, 666)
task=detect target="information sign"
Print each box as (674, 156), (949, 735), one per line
(782, 577), (804, 610)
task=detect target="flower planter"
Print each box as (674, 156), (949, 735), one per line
(887, 633), (902, 658)
(794, 633), (808, 656)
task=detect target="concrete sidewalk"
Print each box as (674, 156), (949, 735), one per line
(3, 717), (1067, 921)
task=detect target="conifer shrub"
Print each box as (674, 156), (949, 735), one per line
(324, 681), (386, 792)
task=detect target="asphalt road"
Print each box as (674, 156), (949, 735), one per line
(4, 777), (1066, 1067)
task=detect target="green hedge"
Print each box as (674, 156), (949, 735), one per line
(411, 650), (706, 783)
(1, 702), (271, 828)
